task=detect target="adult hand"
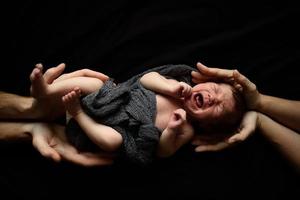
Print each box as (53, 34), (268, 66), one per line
(192, 62), (261, 110)
(29, 63), (109, 120)
(50, 64), (109, 83)
(231, 70), (261, 110)
(30, 122), (115, 167)
(191, 62), (236, 83)
(192, 111), (258, 152)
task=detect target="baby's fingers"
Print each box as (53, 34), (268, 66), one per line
(182, 85), (192, 97)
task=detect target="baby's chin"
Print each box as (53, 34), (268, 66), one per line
(183, 98), (199, 114)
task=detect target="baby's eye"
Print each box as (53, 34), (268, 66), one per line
(213, 84), (218, 93)
(215, 104), (223, 115)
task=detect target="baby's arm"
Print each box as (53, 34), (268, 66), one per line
(62, 88), (123, 152)
(30, 65), (104, 98)
(157, 128), (179, 157)
(157, 109), (194, 157)
(140, 72), (192, 99)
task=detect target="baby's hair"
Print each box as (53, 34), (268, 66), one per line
(223, 85), (246, 133)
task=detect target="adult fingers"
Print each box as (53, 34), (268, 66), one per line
(227, 129), (252, 143)
(196, 62), (234, 79)
(233, 70), (256, 92)
(191, 72), (213, 83)
(54, 68), (109, 83)
(228, 111), (257, 143)
(192, 62), (236, 84)
(233, 82), (243, 92)
(62, 151), (114, 167)
(43, 63), (66, 84)
(30, 64), (48, 97)
(191, 136), (209, 146)
(81, 151), (117, 159)
(194, 141), (231, 152)
(32, 135), (61, 162)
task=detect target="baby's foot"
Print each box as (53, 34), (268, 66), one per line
(62, 87), (82, 117)
(30, 63), (49, 98)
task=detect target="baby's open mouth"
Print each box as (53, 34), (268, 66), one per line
(195, 93), (203, 108)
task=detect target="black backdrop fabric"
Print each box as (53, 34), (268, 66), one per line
(1, 1), (299, 199)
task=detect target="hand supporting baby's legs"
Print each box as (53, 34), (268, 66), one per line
(30, 63), (67, 97)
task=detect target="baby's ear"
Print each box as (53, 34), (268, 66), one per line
(167, 109), (186, 129)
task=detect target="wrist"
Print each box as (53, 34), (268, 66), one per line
(168, 84), (181, 98)
(0, 94), (36, 120)
(24, 98), (41, 119)
(17, 97), (38, 119)
(72, 110), (84, 120)
(19, 123), (34, 140)
(23, 123), (34, 137)
(0, 122), (32, 141)
(256, 112), (264, 131)
(254, 93), (264, 111)
(24, 97), (35, 114)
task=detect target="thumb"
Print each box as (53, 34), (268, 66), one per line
(43, 63), (66, 84)
(194, 141), (230, 152)
(32, 135), (61, 162)
(196, 62), (209, 71)
(228, 132), (248, 143)
(233, 70), (256, 92)
(168, 112), (183, 128)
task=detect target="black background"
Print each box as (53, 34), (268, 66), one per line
(1, 1), (299, 199)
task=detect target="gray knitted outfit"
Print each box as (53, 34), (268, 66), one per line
(66, 64), (195, 165)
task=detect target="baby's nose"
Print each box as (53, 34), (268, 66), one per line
(208, 94), (215, 106)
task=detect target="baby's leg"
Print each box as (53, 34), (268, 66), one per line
(49, 76), (103, 97)
(62, 88), (123, 152)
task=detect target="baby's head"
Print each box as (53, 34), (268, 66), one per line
(183, 81), (245, 137)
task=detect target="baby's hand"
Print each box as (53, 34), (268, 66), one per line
(167, 108), (187, 130)
(166, 108), (193, 139)
(171, 82), (192, 99)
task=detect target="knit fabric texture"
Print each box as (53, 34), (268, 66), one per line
(66, 64), (195, 165)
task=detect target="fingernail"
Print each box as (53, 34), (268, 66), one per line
(229, 139), (235, 143)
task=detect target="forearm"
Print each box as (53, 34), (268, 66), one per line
(257, 94), (300, 132)
(157, 131), (177, 157)
(0, 122), (32, 141)
(140, 72), (175, 96)
(75, 113), (122, 152)
(0, 92), (36, 120)
(156, 137), (176, 158)
(257, 113), (300, 172)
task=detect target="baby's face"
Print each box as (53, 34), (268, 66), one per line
(183, 82), (235, 122)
